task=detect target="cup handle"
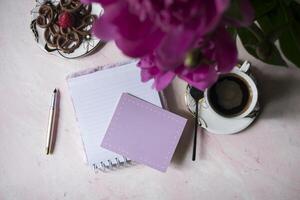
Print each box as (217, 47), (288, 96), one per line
(240, 60), (251, 73)
(198, 117), (207, 128)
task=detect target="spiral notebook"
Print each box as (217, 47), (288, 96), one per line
(67, 61), (163, 171)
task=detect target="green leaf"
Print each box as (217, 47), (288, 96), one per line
(257, 16), (274, 35)
(250, 0), (277, 18)
(237, 27), (258, 56)
(290, 1), (300, 22)
(227, 27), (237, 40)
(226, 0), (243, 20)
(257, 3), (290, 32)
(282, 0), (294, 5)
(279, 22), (300, 68)
(254, 0), (300, 68)
(294, 0), (300, 4)
(237, 27), (286, 66)
(256, 1), (293, 42)
(225, 0), (251, 23)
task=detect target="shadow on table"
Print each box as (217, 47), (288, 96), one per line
(252, 67), (300, 119)
(163, 83), (207, 166)
(163, 66), (300, 166)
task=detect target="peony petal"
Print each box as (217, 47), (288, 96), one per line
(214, 26), (237, 73)
(112, 8), (155, 41)
(140, 68), (154, 82)
(138, 56), (176, 90)
(93, 16), (117, 40)
(138, 58), (160, 82)
(185, 78), (216, 90)
(178, 65), (218, 90)
(197, 0), (230, 34)
(138, 57), (152, 69)
(214, 0), (231, 12)
(92, 2), (125, 40)
(115, 30), (163, 57)
(81, 0), (117, 6)
(192, 66), (215, 82)
(153, 71), (176, 91)
(156, 27), (197, 70)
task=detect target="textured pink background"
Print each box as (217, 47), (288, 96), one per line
(1, 1), (300, 200)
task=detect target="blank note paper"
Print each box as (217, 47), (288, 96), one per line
(67, 62), (162, 167)
(101, 93), (187, 172)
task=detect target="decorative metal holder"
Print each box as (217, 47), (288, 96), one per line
(30, 0), (105, 59)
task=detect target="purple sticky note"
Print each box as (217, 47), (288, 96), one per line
(101, 93), (187, 172)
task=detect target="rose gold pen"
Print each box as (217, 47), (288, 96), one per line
(46, 88), (59, 155)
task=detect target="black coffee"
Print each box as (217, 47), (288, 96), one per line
(208, 74), (250, 117)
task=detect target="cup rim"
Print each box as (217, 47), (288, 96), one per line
(204, 68), (258, 119)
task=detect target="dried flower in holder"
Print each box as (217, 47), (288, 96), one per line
(33, 0), (98, 54)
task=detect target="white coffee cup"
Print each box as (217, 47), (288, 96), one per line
(204, 61), (258, 119)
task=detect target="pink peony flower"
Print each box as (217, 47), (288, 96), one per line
(138, 26), (237, 90)
(83, 0), (254, 90)
(138, 54), (176, 91)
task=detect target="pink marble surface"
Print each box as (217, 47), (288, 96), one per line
(1, 1), (300, 200)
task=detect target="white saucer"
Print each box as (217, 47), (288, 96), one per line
(185, 85), (259, 135)
(30, 1), (104, 59)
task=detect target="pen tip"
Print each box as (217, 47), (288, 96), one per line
(53, 88), (58, 93)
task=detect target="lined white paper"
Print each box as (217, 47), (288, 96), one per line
(67, 62), (161, 166)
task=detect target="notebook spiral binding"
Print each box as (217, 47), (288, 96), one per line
(92, 156), (131, 173)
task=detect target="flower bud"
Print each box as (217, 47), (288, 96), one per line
(184, 48), (202, 69)
(256, 40), (272, 61)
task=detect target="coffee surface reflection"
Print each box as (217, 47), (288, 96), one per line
(208, 74), (251, 117)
